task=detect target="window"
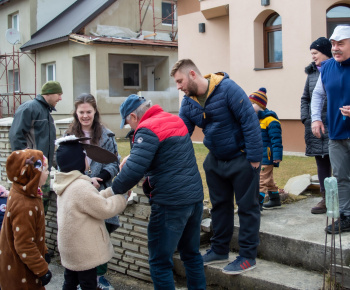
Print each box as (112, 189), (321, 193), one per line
(46, 63), (56, 81)
(162, 1), (176, 26)
(12, 13), (19, 31)
(123, 62), (141, 89)
(264, 13), (282, 68)
(327, 5), (350, 38)
(8, 70), (19, 92)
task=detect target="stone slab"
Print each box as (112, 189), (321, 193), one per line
(284, 174), (311, 195)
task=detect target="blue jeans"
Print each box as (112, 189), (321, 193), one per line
(148, 201), (206, 290)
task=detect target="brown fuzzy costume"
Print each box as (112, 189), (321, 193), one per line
(0, 149), (49, 290)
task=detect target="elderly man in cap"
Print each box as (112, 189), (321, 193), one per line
(311, 25), (350, 234)
(9, 81), (63, 213)
(112, 95), (206, 290)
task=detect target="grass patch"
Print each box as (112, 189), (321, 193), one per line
(116, 139), (318, 205)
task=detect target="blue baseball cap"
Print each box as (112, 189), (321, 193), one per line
(120, 94), (146, 129)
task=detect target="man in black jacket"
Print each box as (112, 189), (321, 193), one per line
(9, 81), (63, 213)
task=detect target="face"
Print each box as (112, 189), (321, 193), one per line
(331, 39), (350, 63)
(76, 103), (96, 130)
(310, 49), (330, 66)
(173, 70), (198, 96)
(125, 113), (140, 130)
(251, 103), (262, 113)
(38, 158), (49, 187)
(44, 93), (62, 108)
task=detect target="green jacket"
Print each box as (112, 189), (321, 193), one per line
(9, 95), (56, 168)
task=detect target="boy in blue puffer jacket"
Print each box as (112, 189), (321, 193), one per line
(249, 88), (283, 211)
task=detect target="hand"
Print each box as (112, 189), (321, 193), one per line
(40, 270), (52, 286)
(119, 155), (130, 171)
(273, 160), (282, 163)
(91, 177), (102, 189)
(340, 105), (350, 117)
(250, 161), (260, 169)
(311, 120), (325, 138)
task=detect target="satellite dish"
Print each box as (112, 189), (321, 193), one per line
(5, 28), (21, 45)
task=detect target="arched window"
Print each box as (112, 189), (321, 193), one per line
(264, 13), (282, 68)
(327, 5), (350, 37)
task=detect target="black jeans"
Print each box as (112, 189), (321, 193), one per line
(204, 152), (261, 259)
(63, 267), (97, 290)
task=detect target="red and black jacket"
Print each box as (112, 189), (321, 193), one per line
(112, 105), (203, 205)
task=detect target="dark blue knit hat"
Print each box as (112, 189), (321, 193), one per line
(310, 37), (332, 58)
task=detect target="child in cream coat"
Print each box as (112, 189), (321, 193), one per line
(54, 136), (128, 289)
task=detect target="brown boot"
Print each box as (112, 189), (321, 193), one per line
(311, 193), (327, 214)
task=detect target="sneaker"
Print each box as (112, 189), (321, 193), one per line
(222, 256), (256, 275)
(325, 214), (350, 234)
(202, 249), (229, 266)
(97, 276), (115, 290)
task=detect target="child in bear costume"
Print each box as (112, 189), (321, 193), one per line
(0, 149), (52, 289)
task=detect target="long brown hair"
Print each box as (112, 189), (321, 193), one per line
(67, 93), (102, 145)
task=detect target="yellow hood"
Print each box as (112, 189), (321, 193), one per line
(191, 72), (225, 104)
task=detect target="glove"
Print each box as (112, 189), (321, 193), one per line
(40, 270), (52, 286)
(45, 252), (51, 264)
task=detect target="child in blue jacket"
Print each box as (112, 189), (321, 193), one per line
(249, 88), (283, 210)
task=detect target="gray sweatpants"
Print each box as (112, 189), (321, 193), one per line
(329, 139), (350, 216)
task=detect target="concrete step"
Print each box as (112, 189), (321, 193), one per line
(173, 251), (323, 290)
(230, 197), (350, 272)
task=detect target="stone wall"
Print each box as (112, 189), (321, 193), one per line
(108, 185), (153, 282)
(0, 118), (14, 188)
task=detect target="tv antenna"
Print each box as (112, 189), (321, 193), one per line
(5, 28), (21, 45)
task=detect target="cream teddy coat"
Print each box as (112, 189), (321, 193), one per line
(53, 170), (127, 271)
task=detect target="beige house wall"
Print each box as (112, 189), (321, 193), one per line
(85, 0), (177, 39)
(36, 41), (178, 135)
(177, 0), (350, 152)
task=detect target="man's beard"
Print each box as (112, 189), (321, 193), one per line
(187, 78), (199, 96)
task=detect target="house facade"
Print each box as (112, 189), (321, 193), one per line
(177, 0), (350, 152)
(0, 0), (178, 135)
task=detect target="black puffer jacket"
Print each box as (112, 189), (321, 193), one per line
(300, 62), (329, 156)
